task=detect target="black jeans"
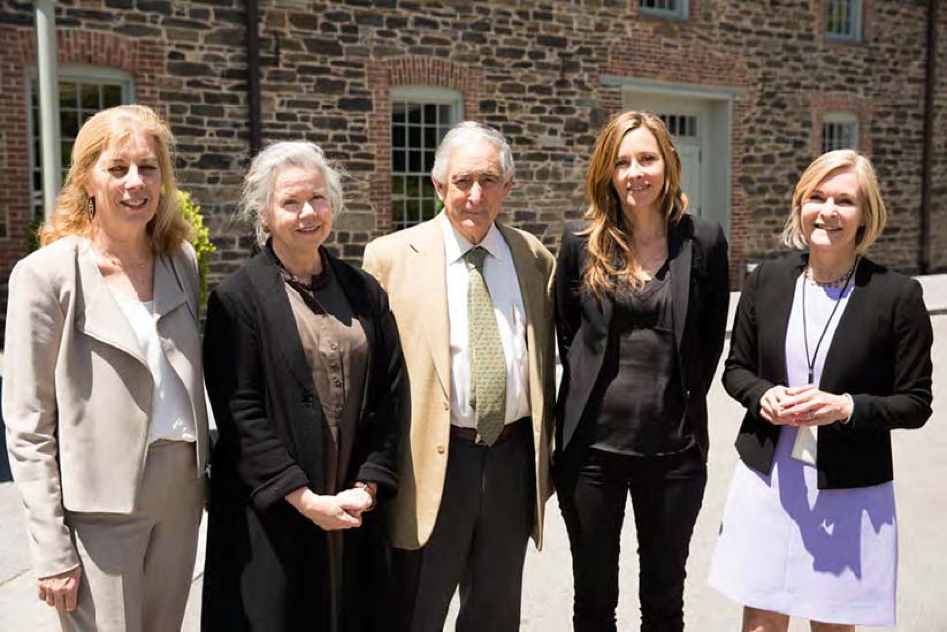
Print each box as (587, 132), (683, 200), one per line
(556, 445), (707, 632)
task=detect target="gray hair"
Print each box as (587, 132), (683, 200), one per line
(238, 140), (344, 246)
(431, 121), (515, 185)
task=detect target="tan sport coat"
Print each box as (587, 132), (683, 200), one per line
(363, 215), (556, 551)
(2, 236), (209, 577)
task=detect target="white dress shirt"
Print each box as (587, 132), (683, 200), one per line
(441, 214), (531, 428)
(113, 291), (197, 444)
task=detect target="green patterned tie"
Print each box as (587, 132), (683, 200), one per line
(465, 246), (507, 445)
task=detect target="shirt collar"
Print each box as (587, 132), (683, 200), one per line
(440, 212), (505, 265)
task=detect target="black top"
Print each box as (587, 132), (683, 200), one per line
(591, 263), (693, 455)
(554, 214), (731, 461)
(724, 253), (933, 489)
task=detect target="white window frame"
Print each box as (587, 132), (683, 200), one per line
(639, 0), (689, 20)
(824, 0), (863, 42)
(389, 86), (463, 230)
(26, 65), (135, 220)
(822, 112), (859, 152)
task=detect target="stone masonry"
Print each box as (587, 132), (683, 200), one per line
(0, 0), (944, 336)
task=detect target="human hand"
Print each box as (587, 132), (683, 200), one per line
(779, 386), (852, 427)
(759, 385), (792, 425)
(335, 485), (375, 517)
(38, 566), (81, 611)
(285, 487), (362, 531)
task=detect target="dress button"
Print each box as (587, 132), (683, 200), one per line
(436, 444), (446, 455)
(334, 378), (342, 387)
(330, 342), (338, 350)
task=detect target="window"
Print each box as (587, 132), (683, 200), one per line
(822, 113), (859, 152)
(28, 68), (133, 219)
(825, 0), (862, 41)
(390, 87), (462, 230)
(639, 0), (688, 19)
(659, 113), (699, 139)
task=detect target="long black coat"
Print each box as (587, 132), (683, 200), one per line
(554, 214), (730, 459)
(201, 245), (407, 632)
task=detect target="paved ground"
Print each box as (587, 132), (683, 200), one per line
(1, 281), (945, 631)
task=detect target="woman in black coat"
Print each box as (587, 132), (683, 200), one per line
(708, 151), (933, 631)
(554, 111), (730, 632)
(201, 141), (407, 632)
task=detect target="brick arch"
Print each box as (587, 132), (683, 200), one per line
(367, 57), (483, 232)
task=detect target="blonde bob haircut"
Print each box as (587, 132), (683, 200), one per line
(40, 104), (188, 255)
(781, 149), (887, 254)
(581, 110), (688, 298)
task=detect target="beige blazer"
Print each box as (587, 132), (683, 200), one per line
(2, 236), (209, 577)
(363, 216), (556, 551)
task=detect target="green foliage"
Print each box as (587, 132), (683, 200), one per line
(25, 215), (43, 254)
(177, 190), (216, 308)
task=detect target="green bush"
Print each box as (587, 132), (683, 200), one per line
(177, 190), (216, 308)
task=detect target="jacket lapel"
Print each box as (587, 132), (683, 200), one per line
(411, 220), (451, 399)
(668, 227), (692, 350)
(74, 240), (149, 367)
(246, 247), (316, 393)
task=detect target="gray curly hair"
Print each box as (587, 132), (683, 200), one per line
(238, 141), (344, 246)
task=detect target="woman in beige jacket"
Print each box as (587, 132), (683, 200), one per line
(3, 105), (209, 631)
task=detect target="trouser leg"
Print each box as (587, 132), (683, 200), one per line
(556, 448), (629, 632)
(456, 425), (534, 632)
(628, 447), (707, 632)
(398, 435), (480, 632)
(140, 441), (203, 632)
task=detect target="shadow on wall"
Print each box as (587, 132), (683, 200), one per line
(0, 380), (11, 482)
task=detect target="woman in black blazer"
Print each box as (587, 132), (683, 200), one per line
(708, 151), (933, 632)
(201, 142), (407, 632)
(555, 111), (730, 632)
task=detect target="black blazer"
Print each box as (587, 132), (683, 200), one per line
(724, 253), (933, 490)
(201, 245), (407, 632)
(554, 214), (730, 459)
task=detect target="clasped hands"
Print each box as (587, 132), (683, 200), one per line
(759, 384), (853, 427)
(285, 484), (376, 531)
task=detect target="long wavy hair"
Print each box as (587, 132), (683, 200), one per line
(40, 104), (189, 255)
(581, 111), (687, 298)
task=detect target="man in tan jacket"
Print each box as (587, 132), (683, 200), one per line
(363, 121), (555, 631)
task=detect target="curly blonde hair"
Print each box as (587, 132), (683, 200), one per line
(40, 104), (189, 255)
(581, 111), (688, 298)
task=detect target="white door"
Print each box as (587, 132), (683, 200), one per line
(677, 142), (701, 216)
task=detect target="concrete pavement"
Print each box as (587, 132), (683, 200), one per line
(1, 282), (945, 631)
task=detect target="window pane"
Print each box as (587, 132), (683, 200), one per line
(392, 148), (406, 173)
(59, 82), (78, 109)
(408, 126), (421, 150)
(392, 175), (405, 197)
(61, 109), (79, 138)
(439, 104), (451, 125)
(408, 150), (421, 174)
(60, 141), (72, 169)
(424, 125), (438, 151)
(392, 101), (406, 124)
(392, 125), (405, 149)
(406, 103), (422, 125)
(80, 83), (100, 109)
(102, 84), (122, 106)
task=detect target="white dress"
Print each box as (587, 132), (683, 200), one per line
(708, 274), (898, 626)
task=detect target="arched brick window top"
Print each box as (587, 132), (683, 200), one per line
(367, 57), (483, 232)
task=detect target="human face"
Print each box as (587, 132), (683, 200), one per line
(85, 128), (162, 235)
(434, 139), (511, 245)
(801, 167), (863, 255)
(265, 165), (333, 262)
(611, 126), (666, 219)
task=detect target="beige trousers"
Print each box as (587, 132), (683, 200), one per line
(60, 440), (203, 632)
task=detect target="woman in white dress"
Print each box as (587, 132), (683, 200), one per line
(709, 150), (934, 631)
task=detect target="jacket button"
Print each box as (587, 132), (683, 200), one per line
(443, 401), (449, 411)
(685, 389), (692, 399)
(436, 444), (446, 455)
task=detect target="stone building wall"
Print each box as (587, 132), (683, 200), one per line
(0, 0), (944, 331)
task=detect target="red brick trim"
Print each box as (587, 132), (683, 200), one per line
(810, 92), (875, 156)
(366, 57), (482, 232)
(813, 0), (874, 44)
(0, 26), (164, 279)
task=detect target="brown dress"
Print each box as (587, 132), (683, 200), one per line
(283, 260), (367, 632)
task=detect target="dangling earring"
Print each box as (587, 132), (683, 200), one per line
(87, 197), (96, 219)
